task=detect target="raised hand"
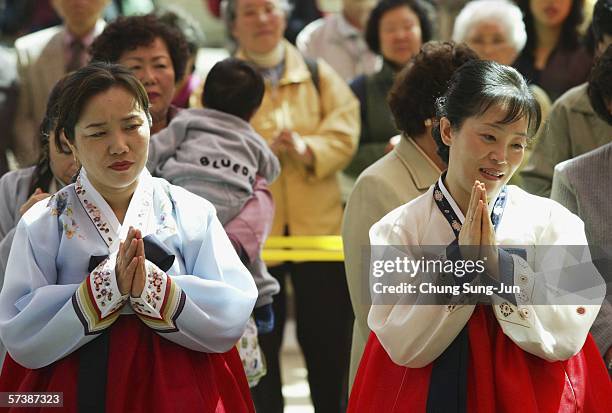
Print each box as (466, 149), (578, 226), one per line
(130, 235), (146, 298)
(458, 181), (485, 247)
(458, 181), (499, 278)
(19, 188), (51, 216)
(115, 227), (143, 295)
(271, 129), (314, 167)
(479, 184), (500, 279)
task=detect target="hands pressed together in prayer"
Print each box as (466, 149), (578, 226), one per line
(458, 181), (499, 279)
(115, 226), (146, 298)
(271, 129), (314, 168)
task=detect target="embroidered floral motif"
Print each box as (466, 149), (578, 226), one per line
(63, 218), (81, 239)
(451, 220), (462, 232)
(73, 257), (127, 335)
(499, 302), (514, 317)
(92, 266), (115, 307)
(75, 176), (116, 245)
(433, 173), (507, 238)
(82, 199), (113, 244)
(49, 191), (69, 216)
(144, 268), (165, 310)
(75, 179), (86, 196)
(156, 184), (176, 235)
(130, 260), (184, 332)
(131, 300), (151, 315)
(238, 317), (266, 387)
(48, 191), (85, 239)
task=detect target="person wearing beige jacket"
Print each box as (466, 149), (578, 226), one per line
(224, 0), (360, 411)
(342, 41), (478, 389)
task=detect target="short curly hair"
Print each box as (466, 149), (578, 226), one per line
(388, 41), (479, 138)
(365, 0), (435, 55)
(588, 44), (612, 125)
(89, 14), (189, 82)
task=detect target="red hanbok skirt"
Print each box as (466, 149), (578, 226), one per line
(348, 306), (612, 413)
(0, 315), (254, 412)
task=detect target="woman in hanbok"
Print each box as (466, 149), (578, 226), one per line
(348, 60), (612, 412)
(0, 62), (258, 412)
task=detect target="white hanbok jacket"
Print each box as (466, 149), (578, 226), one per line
(368, 178), (605, 368)
(0, 168), (257, 369)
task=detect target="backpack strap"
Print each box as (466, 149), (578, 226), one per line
(303, 56), (320, 95)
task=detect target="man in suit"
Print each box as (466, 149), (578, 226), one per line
(12, 0), (109, 167)
(551, 44), (612, 372)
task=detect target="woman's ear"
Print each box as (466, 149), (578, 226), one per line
(439, 117), (453, 147)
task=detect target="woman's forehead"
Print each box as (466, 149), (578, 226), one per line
(465, 103), (529, 131)
(238, 0), (279, 8)
(78, 87), (143, 122)
(468, 20), (508, 37)
(120, 37), (170, 60)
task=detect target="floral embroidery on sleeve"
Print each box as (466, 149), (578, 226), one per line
(72, 257), (128, 335)
(130, 260), (185, 333)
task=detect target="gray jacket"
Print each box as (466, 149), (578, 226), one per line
(147, 108), (280, 224)
(0, 166), (34, 279)
(551, 143), (612, 356)
(0, 166), (36, 368)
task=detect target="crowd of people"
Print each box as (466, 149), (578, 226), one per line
(0, 1), (610, 412)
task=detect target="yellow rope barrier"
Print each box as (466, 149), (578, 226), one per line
(262, 236), (344, 262)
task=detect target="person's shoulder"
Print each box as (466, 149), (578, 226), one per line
(552, 83), (589, 110)
(356, 149), (408, 187)
(0, 166), (35, 188)
(369, 187), (433, 243)
(0, 167), (35, 213)
(359, 151), (397, 176)
(507, 184), (549, 203)
(507, 185), (575, 219)
(296, 16), (328, 45)
(169, 107), (208, 125)
(377, 186), (433, 225)
(14, 25), (63, 53)
(20, 183), (75, 230)
(555, 142), (612, 179)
